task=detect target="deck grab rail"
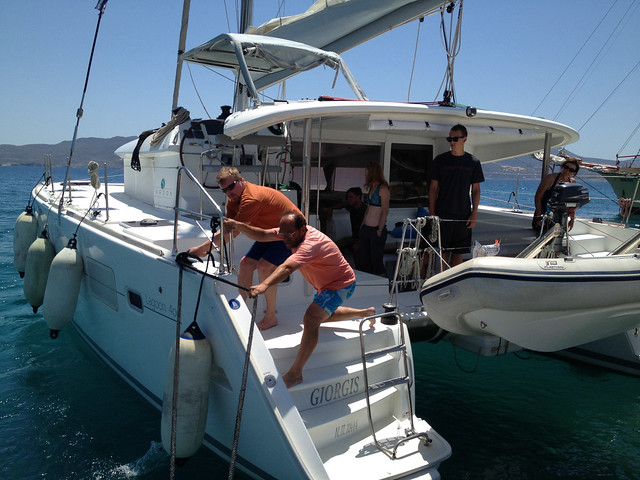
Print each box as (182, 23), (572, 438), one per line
(173, 166), (233, 273)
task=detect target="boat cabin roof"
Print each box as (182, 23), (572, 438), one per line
(181, 33), (366, 101)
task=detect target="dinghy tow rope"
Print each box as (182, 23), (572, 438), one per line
(172, 251), (257, 479)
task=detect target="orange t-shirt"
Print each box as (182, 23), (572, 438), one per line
(287, 226), (355, 292)
(225, 182), (300, 228)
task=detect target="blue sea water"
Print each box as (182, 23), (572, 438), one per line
(1, 165), (640, 479)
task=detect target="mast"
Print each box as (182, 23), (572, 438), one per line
(239, 0), (253, 34)
(171, 0), (191, 110)
(234, 0), (253, 112)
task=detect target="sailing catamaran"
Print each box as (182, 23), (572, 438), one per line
(16, 2), (463, 478)
(18, 0), (640, 476)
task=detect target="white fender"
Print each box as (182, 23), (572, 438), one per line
(161, 322), (212, 460)
(42, 238), (84, 338)
(14, 207), (39, 278)
(24, 231), (56, 313)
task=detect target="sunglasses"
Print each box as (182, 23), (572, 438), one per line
(446, 136), (466, 142)
(276, 229), (297, 239)
(220, 179), (238, 193)
(563, 165), (577, 173)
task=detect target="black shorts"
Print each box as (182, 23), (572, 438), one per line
(439, 217), (472, 254)
(245, 240), (291, 265)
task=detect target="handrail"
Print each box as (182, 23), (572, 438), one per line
(173, 166), (232, 272)
(358, 312), (431, 459)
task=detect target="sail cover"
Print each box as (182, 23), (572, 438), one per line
(250, 0), (447, 55)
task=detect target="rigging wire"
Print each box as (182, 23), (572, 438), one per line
(223, 0), (231, 32)
(578, 58), (640, 132)
(618, 121), (640, 157)
(530, 1), (619, 117)
(59, 1), (109, 210)
(434, 1), (463, 104)
(186, 63), (213, 119)
(407, 17), (424, 102)
(553, 0), (637, 121)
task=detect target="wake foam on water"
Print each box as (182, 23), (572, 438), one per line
(96, 441), (168, 479)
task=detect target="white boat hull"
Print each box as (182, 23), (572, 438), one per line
(420, 255), (640, 352)
(31, 180), (450, 479)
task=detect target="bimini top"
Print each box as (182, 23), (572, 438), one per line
(181, 33), (367, 103)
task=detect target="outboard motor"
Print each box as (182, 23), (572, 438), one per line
(548, 183), (590, 255)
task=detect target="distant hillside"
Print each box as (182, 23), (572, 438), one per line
(480, 149), (615, 180)
(0, 138), (613, 180)
(0, 136), (136, 168)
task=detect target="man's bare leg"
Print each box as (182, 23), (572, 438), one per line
(449, 252), (463, 268)
(282, 303), (375, 388)
(237, 256), (258, 301)
(256, 259), (279, 330)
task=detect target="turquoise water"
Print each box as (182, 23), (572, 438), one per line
(2, 165), (639, 479)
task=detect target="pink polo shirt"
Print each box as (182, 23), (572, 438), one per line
(286, 226), (355, 292)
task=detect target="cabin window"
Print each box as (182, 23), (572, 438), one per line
(286, 140), (434, 220)
(289, 141), (381, 192)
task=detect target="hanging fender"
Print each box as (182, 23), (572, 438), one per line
(42, 237), (84, 339)
(14, 206), (39, 278)
(161, 321), (212, 460)
(24, 230), (56, 313)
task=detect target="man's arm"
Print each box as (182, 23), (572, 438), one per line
(428, 179), (439, 215)
(249, 258), (300, 297)
(223, 218), (279, 242)
(468, 182), (481, 228)
(187, 226), (239, 257)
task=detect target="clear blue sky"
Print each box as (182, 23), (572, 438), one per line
(1, 0), (638, 162)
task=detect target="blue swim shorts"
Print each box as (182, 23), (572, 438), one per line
(245, 240), (291, 265)
(313, 281), (356, 316)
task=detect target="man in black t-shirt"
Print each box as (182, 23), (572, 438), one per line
(428, 124), (484, 268)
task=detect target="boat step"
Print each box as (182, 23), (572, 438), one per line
(321, 417), (448, 480)
(301, 385), (401, 451)
(364, 343), (406, 361)
(288, 352), (400, 412)
(266, 320), (393, 372)
(368, 375), (410, 394)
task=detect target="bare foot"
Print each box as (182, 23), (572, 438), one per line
(361, 307), (376, 328)
(361, 307), (375, 317)
(282, 371), (303, 388)
(257, 313), (278, 331)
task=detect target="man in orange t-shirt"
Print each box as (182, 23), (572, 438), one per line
(188, 167), (300, 330)
(224, 210), (375, 388)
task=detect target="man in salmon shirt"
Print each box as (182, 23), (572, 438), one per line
(224, 210), (375, 388)
(188, 167), (300, 331)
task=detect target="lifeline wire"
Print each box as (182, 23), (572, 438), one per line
(24, 172), (46, 208)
